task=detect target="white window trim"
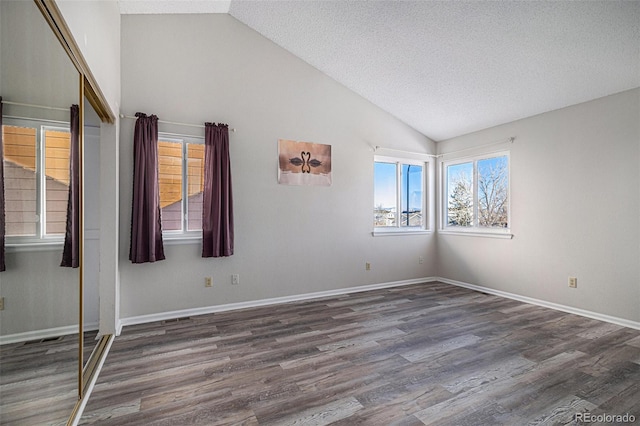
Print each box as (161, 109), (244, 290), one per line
(372, 228), (431, 237)
(437, 229), (513, 239)
(6, 238), (64, 251)
(162, 232), (201, 244)
(373, 155), (430, 236)
(40, 125), (70, 239)
(158, 132), (204, 241)
(3, 117), (69, 247)
(439, 150), (512, 239)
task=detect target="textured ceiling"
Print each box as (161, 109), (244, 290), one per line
(119, 0), (640, 141)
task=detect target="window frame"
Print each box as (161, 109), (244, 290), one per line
(373, 154), (429, 236)
(439, 150), (512, 239)
(3, 117), (71, 248)
(157, 132), (204, 242)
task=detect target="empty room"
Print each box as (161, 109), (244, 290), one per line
(0, 1), (639, 425)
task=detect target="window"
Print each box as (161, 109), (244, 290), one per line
(443, 152), (510, 235)
(2, 119), (71, 243)
(157, 133), (205, 237)
(374, 156), (426, 234)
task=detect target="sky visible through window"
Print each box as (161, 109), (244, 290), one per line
(374, 162), (423, 211)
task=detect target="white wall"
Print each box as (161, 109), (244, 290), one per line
(56, 0), (121, 115)
(0, 0), (78, 117)
(13, 5), (636, 331)
(21, 6), (636, 331)
(57, 0), (122, 335)
(436, 89), (640, 323)
(119, 14), (436, 318)
(1, 250), (79, 336)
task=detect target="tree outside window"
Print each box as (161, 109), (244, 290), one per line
(446, 153), (509, 230)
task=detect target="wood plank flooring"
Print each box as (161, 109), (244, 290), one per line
(0, 330), (99, 425)
(80, 282), (640, 425)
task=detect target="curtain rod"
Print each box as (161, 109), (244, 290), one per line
(373, 146), (437, 158)
(2, 100), (69, 112)
(436, 136), (515, 158)
(3, 115), (70, 125)
(373, 136), (515, 159)
(119, 114), (236, 132)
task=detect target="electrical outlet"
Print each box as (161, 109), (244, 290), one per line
(205, 277), (213, 287)
(0, 297), (4, 310)
(419, 256), (424, 264)
(232, 274), (240, 285)
(365, 262), (371, 271)
(568, 277), (577, 288)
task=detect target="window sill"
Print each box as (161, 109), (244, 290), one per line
(6, 239), (64, 252)
(438, 229), (513, 239)
(162, 233), (202, 245)
(372, 228), (431, 237)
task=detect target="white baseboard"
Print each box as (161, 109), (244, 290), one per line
(0, 321), (100, 346)
(119, 277), (438, 327)
(0, 325), (78, 346)
(438, 277), (640, 331)
(116, 321), (123, 337)
(6, 282), (634, 340)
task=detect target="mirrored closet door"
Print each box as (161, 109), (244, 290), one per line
(1, 1), (112, 424)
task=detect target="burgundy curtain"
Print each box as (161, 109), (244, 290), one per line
(0, 97), (5, 272)
(202, 123), (233, 257)
(61, 104), (80, 267)
(129, 112), (165, 263)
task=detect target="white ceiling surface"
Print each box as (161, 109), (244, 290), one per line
(119, 1), (640, 142)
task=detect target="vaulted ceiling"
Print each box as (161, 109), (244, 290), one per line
(118, 0), (640, 141)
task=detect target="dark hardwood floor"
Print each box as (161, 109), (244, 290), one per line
(79, 282), (640, 425)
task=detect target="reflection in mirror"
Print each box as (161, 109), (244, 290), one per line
(83, 95), (100, 371)
(0, 0), (80, 424)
